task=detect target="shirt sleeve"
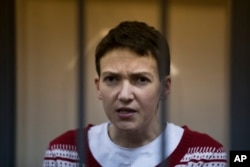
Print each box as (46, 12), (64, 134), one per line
(42, 144), (79, 167)
(178, 146), (227, 167)
(43, 146), (57, 167)
(201, 146), (227, 166)
(42, 130), (79, 167)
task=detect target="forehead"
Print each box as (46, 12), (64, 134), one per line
(100, 48), (159, 75)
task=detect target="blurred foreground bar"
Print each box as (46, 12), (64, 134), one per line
(230, 0), (250, 150)
(0, 0), (16, 166)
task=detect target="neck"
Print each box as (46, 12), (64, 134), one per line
(108, 120), (164, 148)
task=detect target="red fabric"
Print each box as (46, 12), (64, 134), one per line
(44, 124), (227, 167)
(165, 126), (226, 166)
(47, 124), (102, 166)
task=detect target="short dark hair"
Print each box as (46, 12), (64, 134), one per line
(95, 21), (170, 80)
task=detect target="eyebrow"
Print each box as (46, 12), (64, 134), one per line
(130, 72), (154, 79)
(101, 71), (154, 78)
(101, 71), (119, 77)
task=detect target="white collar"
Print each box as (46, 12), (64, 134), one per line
(88, 122), (184, 167)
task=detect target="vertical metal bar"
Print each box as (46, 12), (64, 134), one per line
(229, 0), (250, 150)
(77, 0), (86, 166)
(159, 0), (169, 166)
(0, 0), (16, 166)
(160, 0), (168, 37)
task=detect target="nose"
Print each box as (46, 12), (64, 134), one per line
(118, 81), (134, 103)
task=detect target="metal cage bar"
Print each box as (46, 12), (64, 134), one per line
(159, 0), (169, 166)
(77, 0), (86, 166)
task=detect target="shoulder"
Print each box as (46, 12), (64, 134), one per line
(43, 125), (95, 166)
(48, 129), (77, 147)
(173, 126), (227, 166)
(46, 124), (94, 150)
(182, 126), (225, 148)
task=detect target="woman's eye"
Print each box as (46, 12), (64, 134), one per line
(103, 76), (118, 85)
(105, 76), (115, 82)
(136, 77), (150, 85)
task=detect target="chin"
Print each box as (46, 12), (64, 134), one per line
(115, 122), (139, 132)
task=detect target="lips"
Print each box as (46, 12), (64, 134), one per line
(116, 107), (136, 119)
(116, 107), (136, 113)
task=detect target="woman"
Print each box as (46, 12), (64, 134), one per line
(43, 21), (227, 167)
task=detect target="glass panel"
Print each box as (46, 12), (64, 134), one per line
(16, 0), (229, 166)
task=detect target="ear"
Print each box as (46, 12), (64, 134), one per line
(160, 75), (171, 99)
(94, 76), (103, 100)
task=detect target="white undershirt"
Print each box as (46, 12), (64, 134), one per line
(88, 122), (184, 167)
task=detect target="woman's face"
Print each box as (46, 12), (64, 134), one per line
(95, 48), (170, 132)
